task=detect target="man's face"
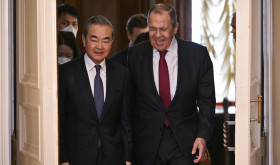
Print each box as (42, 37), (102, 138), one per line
(148, 10), (178, 51)
(57, 13), (78, 30)
(231, 14), (236, 41)
(82, 24), (113, 64)
(127, 27), (148, 43)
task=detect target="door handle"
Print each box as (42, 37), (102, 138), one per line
(250, 94), (262, 123)
(223, 121), (235, 151)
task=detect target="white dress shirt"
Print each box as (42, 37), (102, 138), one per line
(84, 53), (106, 101)
(153, 37), (178, 100)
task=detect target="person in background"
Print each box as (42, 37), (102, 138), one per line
(59, 15), (132, 165)
(57, 4), (79, 38)
(133, 31), (150, 46)
(110, 14), (148, 66)
(231, 12), (236, 41)
(128, 3), (216, 165)
(57, 31), (78, 65)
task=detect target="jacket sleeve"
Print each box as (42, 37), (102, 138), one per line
(197, 47), (216, 141)
(59, 68), (69, 163)
(121, 71), (133, 162)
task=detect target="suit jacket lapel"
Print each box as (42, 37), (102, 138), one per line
(167, 39), (190, 111)
(99, 59), (113, 122)
(146, 44), (165, 109)
(76, 56), (99, 121)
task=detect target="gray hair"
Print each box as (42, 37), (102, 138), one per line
(147, 3), (177, 27)
(83, 15), (114, 38)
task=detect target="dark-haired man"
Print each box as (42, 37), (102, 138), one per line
(57, 4), (79, 37)
(59, 15), (132, 165)
(128, 3), (216, 165)
(110, 14), (148, 66)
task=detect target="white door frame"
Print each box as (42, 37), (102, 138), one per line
(235, 0), (251, 163)
(0, 0), (14, 164)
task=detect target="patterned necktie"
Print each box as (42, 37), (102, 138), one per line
(159, 50), (170, 126)
(94, 65), (104, 120)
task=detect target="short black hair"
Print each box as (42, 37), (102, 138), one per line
(83, 15), (114, 39)
(58, 31), (78, 59)
(58, 4), (79, 20)
(126, 14), (147, 35)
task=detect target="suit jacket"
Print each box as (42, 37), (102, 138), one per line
(127, 39), (216, 165)
(110, 46), (129, 66)
(59, 55), (132, 165)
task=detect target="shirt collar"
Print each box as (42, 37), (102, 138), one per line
(84, 53), (106, 72)
(153, 36), (178, 57)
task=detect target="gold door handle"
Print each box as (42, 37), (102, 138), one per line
(250, 94), (262, 123)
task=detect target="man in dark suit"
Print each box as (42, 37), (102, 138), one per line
(128, 4), (216, 165)
(110, 14), (148, 66)
(59, 15), (132, 165)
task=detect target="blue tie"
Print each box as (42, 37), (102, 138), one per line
(94, 65), (104, 120)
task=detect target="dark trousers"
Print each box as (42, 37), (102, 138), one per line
(154, 126), (196, 165)
(96, 146), (109, 165)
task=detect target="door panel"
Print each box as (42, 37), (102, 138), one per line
(250, 0), (262, 164)
(16, 0), (58, 164)
(17, 0), (40, 163)
(236, 0), (263, 164)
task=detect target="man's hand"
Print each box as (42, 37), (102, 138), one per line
(192, 137), (207, 164)
(60, 162), (69, 165)
(126, 161), (132, 165)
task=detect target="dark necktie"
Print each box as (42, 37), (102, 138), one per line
(94, 65), (104, 120)
(159, 50), (170, 126)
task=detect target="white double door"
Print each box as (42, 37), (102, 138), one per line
(13, 0), (264, 165)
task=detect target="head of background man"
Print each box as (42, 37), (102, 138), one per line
(82, 15), (114, 65)
(126, 14), (148, 46)
(231, 12), (236, 41)
(57, 4), (79, 37)
(147, 3), (179, 52)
